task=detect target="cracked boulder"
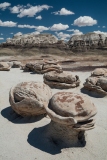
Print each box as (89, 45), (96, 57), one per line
(44, 71), (80, 89)
(9, 81), (52, 117)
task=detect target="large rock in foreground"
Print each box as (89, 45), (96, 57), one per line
(44, 71), (80, 89)
(9, 82), (52, 116)
(84, 68), (107, 95)
(44, 92), (97, 147)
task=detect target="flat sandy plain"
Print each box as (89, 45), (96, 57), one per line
(0, 55), (107, 160)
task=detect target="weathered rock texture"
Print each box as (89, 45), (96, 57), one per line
(44, 92), (97, 147)
(44, 71), (80, 89)
(23, 61), (62, 74)
(68, 33), (107, 52)
(1, 32), (107, 52)
(1, 33), (67, 49)
(9, 81), (52, 116)
(84, 68), (107, 95)
(0, 62), (11, 71)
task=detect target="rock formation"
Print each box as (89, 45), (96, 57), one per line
(84, 68), (107, 95)
(1, 33), (65, 48)
(44, 92), (97, 147)
(0, 32), (107, 52)
(9, 81), (52, 116)
(68, 33), (107, 51)
(0, 62), (11, 71)
(44, 71), (80, 89)
(23, 61), (62, 74)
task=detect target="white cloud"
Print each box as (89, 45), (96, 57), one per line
(18, 24), (49, 32)
(1, 33), (3, 35)
(102, 26), (106, 28)
(67, 29), (74, 32)
(94, 30), (107, 37)
(55, 32), (70, 40)
(31, 31), (40, 35)
(71, 29), (83, 36)
(67, 29), (83, 36)
(52, 8), (74, 15)
(0, 37), (4, 40)
(18, 24), (36, 29)
(36, 15), (42, 20)
(14, 32), (23, 37)
(73, 16), (97, 27)
(6, 37), (11, 40)
(10, 32), (13, 34)
(35, 26), (49, 32)
(0, 2), (11, 10)
(50, 23), (69, 31)
(17, 5), (52, 18)
(98, 26), (100, 28)
(0, 20), (17, 27)
(10, 5), (23, 13)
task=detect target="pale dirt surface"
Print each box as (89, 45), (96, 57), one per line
(0, 68), (107, 160)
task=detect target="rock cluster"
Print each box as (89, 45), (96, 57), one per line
(84, 68), (107, 95)
(44, 71), (80, 89)
(23, 61), (62, 74)
(9, 81), (52, 116)
(44, 92), (97, 146)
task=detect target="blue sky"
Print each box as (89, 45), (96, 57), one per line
(0, 0), (107, 42)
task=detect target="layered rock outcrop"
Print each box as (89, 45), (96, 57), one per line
(0, 32), (107, 52)
(68, 33), (107, 51)
(1, 33), (67, 48)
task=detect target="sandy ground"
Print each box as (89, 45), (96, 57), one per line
(0, 68), (107, 160)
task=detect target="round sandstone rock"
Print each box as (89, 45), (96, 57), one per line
(44, 71), (80, 89)
(45, 92), (97, 130)
(9, 81), (52, 116)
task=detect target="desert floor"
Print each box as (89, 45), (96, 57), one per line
(0, 67), (107, 160)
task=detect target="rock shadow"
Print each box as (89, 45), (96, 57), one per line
(27, 124), (85, 155)
(1, 106), (44, 124)
(81, 87), (106, 98)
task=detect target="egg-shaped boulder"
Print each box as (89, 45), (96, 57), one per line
(44, 71), (80, 89)
(91, 68), (107, 77)
(84, 68), (107, 95)
(9, 81), (52, 116)
(44, 92), (97, 147)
